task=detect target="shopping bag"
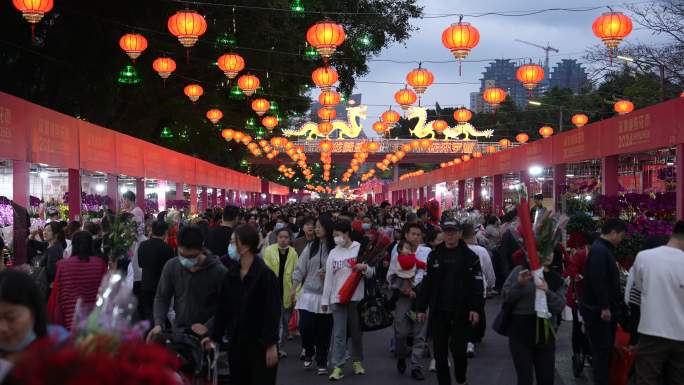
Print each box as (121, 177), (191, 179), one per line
(338, 270), (362, 304)
(288, 310), (298, 333)
(609, 327), (635, 385)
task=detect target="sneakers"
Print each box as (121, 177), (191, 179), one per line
(411, 368), (426, 381)
(467, 342), (476, 358)
(429, 359), (436, 372)
(303, 360), (313, 370)
(278, 350), (288, 359)
(317, 367), (329, 376)
(352, 361), (365, 375)
(397, 358), (407, 374)
(329, 367), (344, 381)
(300, 349), (306, 360)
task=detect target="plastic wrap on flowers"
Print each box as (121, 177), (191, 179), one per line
(338, 270), (363, 304)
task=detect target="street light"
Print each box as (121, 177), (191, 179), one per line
(617, 55), (666, 102)
(528, 100), (564, 132)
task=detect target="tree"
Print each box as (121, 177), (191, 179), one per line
(0, 0), (421, 186)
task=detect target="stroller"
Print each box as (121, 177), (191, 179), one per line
(570, 281), (593, 378)
(154, 330), (219, 385)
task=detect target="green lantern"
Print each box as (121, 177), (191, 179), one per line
(179, 129), (189, 141)
(269, 100), (279, 112)
(160, 127), (174, 138)
(117, 65), (141, 85)
(246, 117), (257, 129)
(290, 0), (305, 17)
(356, 34), (373, 48)
(304, 43), (319, 60)
(256, 128), (265, 139)
(215, 31), (237, 49)
(229, 85), (244, 101)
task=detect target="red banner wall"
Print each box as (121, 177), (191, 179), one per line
(0, 93), (29, 161)
(181, 156), (196, 185)
(29, 104), (79, 169)
(144, 143), (167, 180)
(79, 121), (116, 173)
(115, 133), (145, 177)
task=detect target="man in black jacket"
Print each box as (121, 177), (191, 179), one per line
(137, 220), (175, 321)
(416, 220), (484, 385)
(205, 205), (239, 257)
(581, 218), (626, 385)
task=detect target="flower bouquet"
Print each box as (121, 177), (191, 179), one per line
(102, 212), (140, 269)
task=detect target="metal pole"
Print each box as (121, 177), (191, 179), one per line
(559, 106), (564, 132)
(659, 64), (665, 102)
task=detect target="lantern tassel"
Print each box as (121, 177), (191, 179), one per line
(31, 24), (36, 44)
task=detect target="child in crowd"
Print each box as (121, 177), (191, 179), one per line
(389, 240), (426, 311)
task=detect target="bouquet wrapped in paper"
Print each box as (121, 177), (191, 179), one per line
(338, 264), (363, 305)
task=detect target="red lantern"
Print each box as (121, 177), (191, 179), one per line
(119, 34), (148, 61)
(571, 114), (589, 128)
(318, 108), (337, 121)
(233, 131), (244, 142)
(221, 129), (234, 140)
(271, 137), (284, 147)
(319, 90), (341, 108)
(251, 98), (270, 116)
(394, 87), (418, 110)
(486, 145), (497, 154)
(539, 126), (554, 138)
(372, 122), (387, 134)
(217, 53), (245, 79)
(262, 116), (278, 130)
(515, 133), (529, 143)
(433, 120), (448, 133)
(453, 108), (472, 124)
(306, 20), (346, 61)
(472, 151), (483, 158)
(498, 138), (511, 148)
(516, 64), (545, 90)
(311, 67), (339, 91)
(614, 100), (634, 115)
(592, 12), (633, 50)
(237, 74), (260, 96)
(441, 21), (479, 60)
(12, 0), (53, 24)
(319, 140), (332, 153)
(381, 109), (401, 127)
(483, 88), (507, 107)
(420, 138), (432, 149)
(401, 144), (412, 152)
(184, 84), (203, 102)
(206, 109), (223, 124)
(367, 142), (380, 152)
(462, 154), (471, 162)
(318, 121), (333, 136)
(167, 10), (207, 48)
(152, 57), (176, 79)
(406, 65), (434, 94)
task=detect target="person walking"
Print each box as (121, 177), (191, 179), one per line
(632, 220), (684, 385)
(211, 224), (281, 385)
(416, 220), (484, 385)
(137, 220), (175, 322)
(291, 215), (334, 375)
(40, 222), (65, 297)
(580, 218), (627, 385)
(51, 231), (107, 330)
(502, 249), (567, 385)
(205, 205), (239, 257)
(293, 217), (316, 256)
(263, 227), (298, 356)
(321, 220), (374, 381)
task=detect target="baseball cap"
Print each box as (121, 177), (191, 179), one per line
(441, 220), (461, 231)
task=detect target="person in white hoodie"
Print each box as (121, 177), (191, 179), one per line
(321, 220), (374, 381)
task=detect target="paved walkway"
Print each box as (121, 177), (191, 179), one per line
(276, 297), (593, 385)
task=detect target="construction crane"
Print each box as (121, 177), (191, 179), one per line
(514, 39), (559, 73)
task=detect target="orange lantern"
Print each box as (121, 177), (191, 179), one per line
(372, 121), (387, 134)
(516, 64), (545, 90)
(486, 145), (497, 154)
(401, 144), (412, 152)
(420, 138), (432, 149)
(592, 12), (633, 50)
(271, 137), (283, 147)
(390, 155), (399, 163)
(323, 164), (332, 171)
(217, 53), (245, 79)
(251, 98), (271, 116)
(614, 100), (634, 115)
(206, 109), (223, 124)
(237, 74), (260, 96)
(152, 57), (176, 79)
(453, 108), (472, 124)
(318, 122), (333, 136)
(311, 67), (339, 91)
(119, 34), (148, 61)
(462, 154), (471, 162)
(410, 140), (421, 150)
(394, 87), (418, 110)
(406, 65), (434, 94)
(262, 116), (278, 130)
(306, 20), (346, 61)
(318, 108), (337, 121)
(539, 126), (554, 138)
(183, 84), (203, 102)
(515, 133), (529, 143)
(318, 140), (333, 153)
(432, 120), (448, 133)
(472, 151), (483, 158)
(441, 21), (480, 60)
(382, 159), (391, 166)
(498, 138), (511, 148)
(440, 163), (447, 168)
(396, 150), (406, 159)
(483, 87), (507, 107)
(167, 10), (207, 48)
(221, 129), (234, 140)
(571, 114), (589, 128)
(367, 142), (380, 152)
(381, 109), (401, 126)
(13, 0), (53, 25)
(233, 131), (244, 142)
(319, 90), (340, 108)
(242, 135), (252, 145)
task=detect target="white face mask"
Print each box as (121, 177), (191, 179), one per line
(334, 236), (345, 246)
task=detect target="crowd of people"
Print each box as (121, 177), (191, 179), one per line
(0, 193), (682, 385)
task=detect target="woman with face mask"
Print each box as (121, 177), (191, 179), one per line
(291, 215), (335, 375)
(263, 228), (298, 356)
(212, 225), (281, 385)
(321, 220), (374, 381)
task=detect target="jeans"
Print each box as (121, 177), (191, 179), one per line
(394, 295), (427, 369)
(228, 341), (277, 385)
(330, 302), (363, 369)
(432, 310), (469, 384)
(635, 333), (684, 385)
(278, 306), (293, 346)
(581, 307), (616, 385)
(508, 315), (556, 385)
(299, 309), (333, 367)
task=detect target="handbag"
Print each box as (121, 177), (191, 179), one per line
(357, 278), (394, 332)
(492, 301), (514, 336)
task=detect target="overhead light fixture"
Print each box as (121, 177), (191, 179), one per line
(566, 173), (575, 178)
(38, 171), (48, 179)
(528, 100), (542, 106)
(95, 184), (105, 193)
(616, 55), (635, 62)
(529, 165), (543, 176)
(120, 187), (128, 194)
